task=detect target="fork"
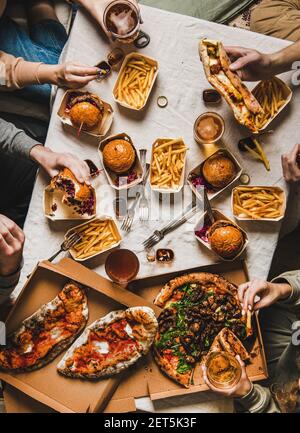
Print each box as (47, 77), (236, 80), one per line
(121, 164), (150, 232)
(48, 232), (82, 262)
(143, 205), (198, 250)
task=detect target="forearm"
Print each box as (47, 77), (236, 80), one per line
(269, 41), (300, 75)
(0, 118), (40, 160)
(234, 384), (280, 413)
(272, 270), (300, 312)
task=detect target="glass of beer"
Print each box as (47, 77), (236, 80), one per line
(103, 0), (141, 44)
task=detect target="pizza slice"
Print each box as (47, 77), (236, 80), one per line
(204, 327), (250, 363)
(0, 282), (88, 372)
(49, 168), (96, 216)
(200, 39), (263, 132)
(57, 306), (158, 379)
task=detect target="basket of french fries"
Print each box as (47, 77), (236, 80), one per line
(65, 217), (122, 261)
(252, 77), (292, 131)
(232, 186), (286, 221)
(113, 52), (158, 111)
(150, 138), (188, 193)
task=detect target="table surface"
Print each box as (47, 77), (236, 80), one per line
(15, 5), (300, 413)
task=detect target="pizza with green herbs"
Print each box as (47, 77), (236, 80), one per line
(153, 273), (251, 387)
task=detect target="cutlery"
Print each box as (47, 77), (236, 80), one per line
(48, 232), (82, 262)
(121, 164), (150, 232)
(139, 149), (149, 222)
(203, 188), (215, 224)
(143, 205), (198, 250)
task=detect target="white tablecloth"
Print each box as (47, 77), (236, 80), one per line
(16, 5), (300, 412)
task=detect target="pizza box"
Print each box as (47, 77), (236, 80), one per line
(231, 186), (286, 222)
(98, 133), (144, 191)
(194, 208), (248, 261)
(57, 90), (114, 142)
(126, 259), (268, 402)
(187, 148), (242, 201)
(253, 76), (292, 132)
(112, 52), (159, 111)
(149, 138), (187, 194)
(0, 258), (161, 413)
(65, 216), (122, 262)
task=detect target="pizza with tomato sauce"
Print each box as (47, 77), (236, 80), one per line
(153, 273), (251, 387)
(57, 306), (158, 379)
(0, 282), (88, 372)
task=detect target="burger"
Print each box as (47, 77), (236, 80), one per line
(207, 220), (244, 259)
(68, 92), (104, 131)
(202, 152), (237, 189)
(103, 139), (135, 174)
(50, 168), (96, 216)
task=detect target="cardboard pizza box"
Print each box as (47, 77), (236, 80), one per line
(0, 258), (160, 413)
(126, 260), (268, 402)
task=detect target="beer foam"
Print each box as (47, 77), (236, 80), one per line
(109, 9), (136, 36)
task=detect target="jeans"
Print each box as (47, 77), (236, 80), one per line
(0, 15), (68, 102)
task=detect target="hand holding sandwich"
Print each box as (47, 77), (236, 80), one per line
(30, 145), (91, 184)
(225, 40), (300, 81)
(0, 215), (25, 278)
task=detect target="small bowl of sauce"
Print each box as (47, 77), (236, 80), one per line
(206, 351), (241, 389)
(194, 112), (225, 144)
(105, 249), (140, 284)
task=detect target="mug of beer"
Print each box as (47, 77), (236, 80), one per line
(103, 0), (145, 45)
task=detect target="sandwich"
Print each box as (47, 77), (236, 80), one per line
(200, 39), (263, 132)
(202, 152), (237, 189)
(66, 92), (104, 131)
(207, 220), (244, 259)
(49, 168), (96, 216)
(102, 139), (135, 174)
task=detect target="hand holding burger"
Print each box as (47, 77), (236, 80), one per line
(30, 145), (91, 184)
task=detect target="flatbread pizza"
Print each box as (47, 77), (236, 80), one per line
(0, 282), (88, 372)
(205, 328), (250, 363)
(153, 272), (251, 388)
(57, 306), (158, 379)
(200, 39), (263, 132)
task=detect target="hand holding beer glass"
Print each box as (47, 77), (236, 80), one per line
(79, 0), (142, 43)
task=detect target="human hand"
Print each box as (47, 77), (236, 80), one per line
(281, 144), (300, 183)
(0, 215), (24, 277)
(202, 355), (252, 398)
(53, 62), (100, 88)
(238, 278), (292, 313)
(224, 46), (274, 81)
(30, 145), (91, 184)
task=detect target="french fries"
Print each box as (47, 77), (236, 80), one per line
(150, 138), (188, 190)
(68, 219), (121, 260)
(252, 77), (290, 130)
(114, 55), (158, 110)
(232, 187), (285, 220)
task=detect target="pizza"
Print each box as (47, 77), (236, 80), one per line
(0, 282), (88, 372)
(200, 39), (263, 132)
(153, 273), (251, 387)
(205, 328), (250, 363)
(57, 306), (158, 379)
